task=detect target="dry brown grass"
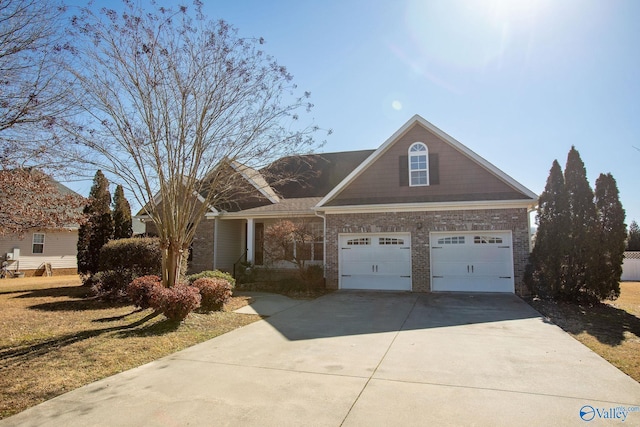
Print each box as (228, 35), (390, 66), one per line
(530, 282), (640, 382)
(0, 276), (259, 419)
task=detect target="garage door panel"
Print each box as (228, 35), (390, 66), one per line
(431, 231), (514, 293)
(342, 261), (379, 276)
(432, 277), (513, 293)
(342, 275), (412, 291)
(379, 249), (410, 263)
(432, 261), (471, 276)
(340, 233), (411, 291)
(470, 247), (511, 263)
(377, 261), (411, 276)
(341, 248), (375, 263)
(472, 261), (512, 277)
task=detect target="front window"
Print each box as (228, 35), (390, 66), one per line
(296, 222), (323, 261)
(409, 142), (428, 186)
(32, 233), (45, 254)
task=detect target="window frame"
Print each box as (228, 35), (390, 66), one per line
(32, 233), (45, 254)
(287, 222), (324, 262)
(408, 142), (429, 187)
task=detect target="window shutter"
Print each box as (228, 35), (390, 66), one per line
(399, 155), (408, 186)
(429, 153), (439, 185)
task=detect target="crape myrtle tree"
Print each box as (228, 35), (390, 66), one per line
(0, 1), (83, 232)
(0, 0), (76, 169)
(592, 173), (626, 300)
(112, 185), (133, 239)
(264, 219), (322, 280)
(77, 170), (113, 275)
(65, 1), (323, 287)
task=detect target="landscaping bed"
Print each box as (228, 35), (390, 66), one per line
(529, 281), (640, 382)
(0, 276), (259, 419)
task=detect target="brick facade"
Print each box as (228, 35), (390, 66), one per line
(143, 219), (215, 275)
(324, 208), (531, 295)
(189, 219), (215, 274)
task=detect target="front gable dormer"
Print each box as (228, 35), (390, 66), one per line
(317, 115), (536, 208)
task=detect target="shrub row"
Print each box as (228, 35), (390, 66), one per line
(90, 237), (187, 302)
(187, 270), (235, 288)
(99, 238), (162, 274)
(126, 272), (234, 321)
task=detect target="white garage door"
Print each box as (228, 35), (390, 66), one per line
(339, 233), (412, 291)
(430, 231), (514, 293)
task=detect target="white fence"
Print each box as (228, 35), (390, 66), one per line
(622, 252), (640, 281)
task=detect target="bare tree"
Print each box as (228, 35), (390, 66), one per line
(0, 1), (83, 235)
(0, 0), (75, 170)
(65, 2), (323, 287)
(264, 219), (322, 281)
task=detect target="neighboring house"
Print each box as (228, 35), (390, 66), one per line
(139, 115), (538, 295)
(0, 180), (81, 277)
(622, 252), (640, 281)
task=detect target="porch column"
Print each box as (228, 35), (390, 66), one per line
(246, 218), (255, 264)
(213, 217), (219, 270)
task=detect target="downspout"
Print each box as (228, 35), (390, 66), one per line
(314, 209), (327, 280)
(527, 204), (537, 253)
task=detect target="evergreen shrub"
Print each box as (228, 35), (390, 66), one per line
(192, 278), (233, 311)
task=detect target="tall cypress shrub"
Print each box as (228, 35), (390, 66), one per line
(113, 185), (133, 239)
(525, 160), (569, 297)
(593, 173), (626, 300)
(563, 147), (597, 300)
(77, 170), (113, 275)
(628, 220), (640, 251)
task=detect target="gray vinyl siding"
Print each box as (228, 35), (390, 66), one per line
(214, 219), (244, 273)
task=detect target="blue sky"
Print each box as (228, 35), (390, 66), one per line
(74, 0), (640, 224)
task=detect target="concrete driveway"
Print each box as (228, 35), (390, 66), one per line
(3, 292), (640, 426)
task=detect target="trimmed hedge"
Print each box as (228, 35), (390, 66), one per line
(192, 278), (233, 311)
(187, 270), (235, 288)
(98, 237), (162, 274)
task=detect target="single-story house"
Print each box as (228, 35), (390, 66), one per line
(622, 252), (640, 281)
(140, 115), (538, 295)
(0, 179), (81, 277)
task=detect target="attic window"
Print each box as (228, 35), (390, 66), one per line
(409, 142), (428, 186)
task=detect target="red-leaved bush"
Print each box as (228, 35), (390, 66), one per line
(156, 284), (202, 321)
(127, 275), (163, 310)
(192, 278), (233, 311)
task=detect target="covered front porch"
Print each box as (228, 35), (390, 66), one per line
(210, 197), (325, 276)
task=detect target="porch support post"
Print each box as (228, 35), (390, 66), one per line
(246, 218), (255, 263)
(213, 217), (219, 269)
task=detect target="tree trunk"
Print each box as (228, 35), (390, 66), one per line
(161, 240), (183, 287)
